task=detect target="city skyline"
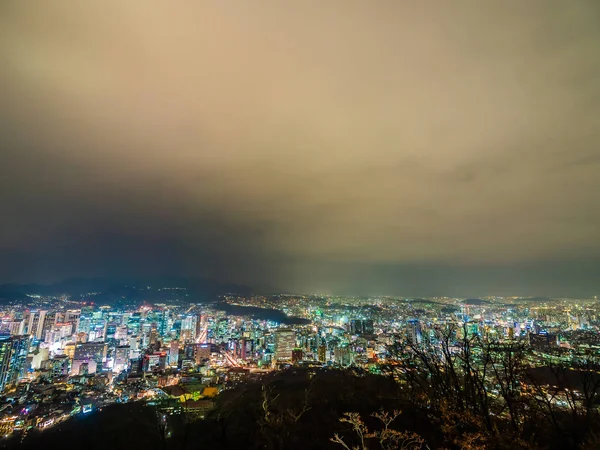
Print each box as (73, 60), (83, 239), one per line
(0, 284), (599, 447)
(2, 2), (600, 447)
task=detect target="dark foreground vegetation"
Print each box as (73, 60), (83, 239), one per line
(8, 330), (600, 449)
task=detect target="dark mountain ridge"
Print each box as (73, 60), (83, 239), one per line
(0, 276), (255, 304)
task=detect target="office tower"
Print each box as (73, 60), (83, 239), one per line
(194, 343), (211, 364)
(27, 310), (48, 340)
(350, 319), (375, 336)
(74, 342), (107, 366)
(65, 310), (81, 322)
(32, 347), (50, 370)
(127, 313), (141, 334)
(115, 325), (128, 344)
(239, 339), (253, 360)
(140, 323), (152, 348)
(158, 309), (169, 337)
(129, 336), (139, 350)
(149, 328), (159, 346)
(0, 335), (30, 392)
(64, 343), (76, 359)
(169, 341), (179, 366)
(318, 344), (327, 363)
(114, 346), (130, 373)
(143, 352), (167, 372)
(104, 323), (118, 342)
(50, 355), (70, 379)
(40, 311), (58, 341)
(68, 316), (80, 335)
(4, 320), (25, 336)
(275, 329), (296, 361)
(350, 320), (363, 335)
(77, 317), (92, 334)
(180, 315), (198, 343)
(45, 311), (71, 341)
(406, 319), (422, 346)
(72, 360), (97, 376)
(334, 346), (353, 367)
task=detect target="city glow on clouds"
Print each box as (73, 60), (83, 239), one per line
(1, 1), (599, 293)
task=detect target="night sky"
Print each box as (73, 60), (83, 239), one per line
(1, 1), (599, 296)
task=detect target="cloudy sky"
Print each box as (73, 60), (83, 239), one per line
(1, 1), (599, 296)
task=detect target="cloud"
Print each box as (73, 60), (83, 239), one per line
(1, 1), (599, 294)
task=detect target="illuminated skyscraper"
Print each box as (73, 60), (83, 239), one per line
(27, 310), (48, 340)
(104, 322), (118, 343)
(275, 329), (296, 361)
(115, 325), (128, 344)
(406, 319), (422, 346)
(180, 315), (198, 343)
(194, 343), (211, 364)
(350, 319), (375, 335)
(169, 341), (179, 366)
(334, 346), (353, 367)
(50, 355), (70, 379)
(40, 311), (58, 341)
(0, 335), (30, 392)
(127, 313), (141, 334)
(4, 320), (25, 336)
(114, 346), (130, 373)
(318, 344), (327, 363)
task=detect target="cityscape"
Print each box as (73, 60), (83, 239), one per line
(2, 1), (600, 449)
(0, 284), (599, 448)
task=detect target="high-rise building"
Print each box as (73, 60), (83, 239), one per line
(64, 343), (76, 359)
(77, 317), (92, 334)
(149, 328), (159, 346)
(334, 346), (353, 367)
(169, 341), (179, 367)
(350, 320), (363, 335)
(194, 343), (211, 365)
(115, 325), (128, 344)
(40, 311), (58, 341)
(180, 315), (198, 343)
(104, 323), (118, 342)
(350, 319), (375, 336)
(114, 346), (130, 373)
(158, 309), (169, 337)
(65, 310), (81, 322)
(50, 355), (70, 379)
(3, 320), (25, 336)
(32, 348), (49, 370)
(363, 320), (374, 334)
(66, 311), (80, 335)
(318, 344), (327, 363)
(0, 335), (30, 392)
(127, 313), (141, 334)
(74, 342), (107, 366)
(275, 329), (296, 361)
(27, 310), (48, 340)
(406, 320), (422, 346)
(143, 352), (167, 372)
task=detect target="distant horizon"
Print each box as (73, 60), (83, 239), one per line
(1, 273), (598, 300)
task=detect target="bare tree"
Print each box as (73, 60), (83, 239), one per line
(331, 410), (426, 450)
